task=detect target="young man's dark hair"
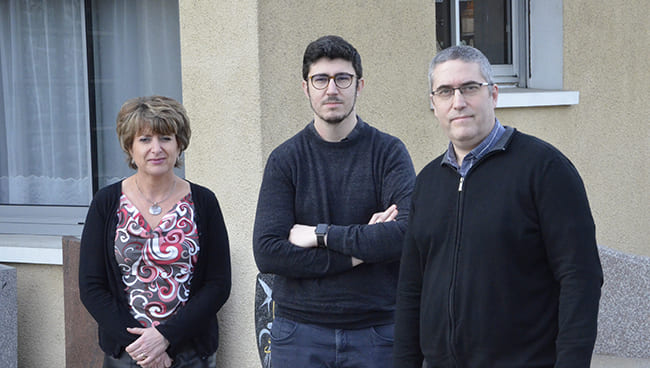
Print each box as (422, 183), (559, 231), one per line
(302, 35), (363, 81)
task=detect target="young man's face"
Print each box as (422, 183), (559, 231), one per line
(430, 59), (498, 155)
(302, 57), (364, 126)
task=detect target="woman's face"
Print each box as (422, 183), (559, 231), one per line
(129, 128), (179, 177)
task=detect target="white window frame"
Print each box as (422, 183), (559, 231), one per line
(0, 234), (64, 265)
(0, 206), (87, 237)
(500, 0), (579, 108)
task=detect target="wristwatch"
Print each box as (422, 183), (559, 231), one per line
(315, 223), (329, 248)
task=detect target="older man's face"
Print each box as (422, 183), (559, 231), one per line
(430, 59), (498, 156)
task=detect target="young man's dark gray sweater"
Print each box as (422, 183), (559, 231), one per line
(253, 117), (416, 328)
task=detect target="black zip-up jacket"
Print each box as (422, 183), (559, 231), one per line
(394, 128), (602, 367)
(79, 180), (231, 359)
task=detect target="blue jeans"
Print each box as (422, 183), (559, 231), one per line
(270, 316), (394, 368)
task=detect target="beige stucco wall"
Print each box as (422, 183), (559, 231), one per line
(9, 263), (65, 368)
(7, 1), (648, 368)
(179, 0), (438, 365)
(255, 0), (441, 168)
(495, 0), (649, 256)
(179, 1), (263, 366)
(177, 0), (649, 367)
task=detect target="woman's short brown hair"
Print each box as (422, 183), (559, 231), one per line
(116, 95), (191, 169)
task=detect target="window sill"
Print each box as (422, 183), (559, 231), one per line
(496, 88), (579, 108)
(0, 234), (63, 265)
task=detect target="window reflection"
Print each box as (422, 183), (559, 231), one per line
(436, 0), (512, 65)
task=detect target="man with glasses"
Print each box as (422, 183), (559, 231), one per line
(253, 35), (415, 368)
(393, 45), (603, 368)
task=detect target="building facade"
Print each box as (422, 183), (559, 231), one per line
(1, 0), (648, 366)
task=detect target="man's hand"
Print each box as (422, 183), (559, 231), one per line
(354, 204), (398, 266)
(289, 224), (318, 248)
(368, 204), (398, 224)
(125, 326), (170, 367)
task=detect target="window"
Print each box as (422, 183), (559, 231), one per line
(435, 0), (576, 107)
(0, 0), (182, 236)
(436, 0), (525, 86)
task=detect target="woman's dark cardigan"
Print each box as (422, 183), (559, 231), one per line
(79, 180), (231, 358)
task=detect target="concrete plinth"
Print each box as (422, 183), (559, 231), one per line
(0, 264), (17, 368)
(63, 236), (104, 367)
(595, 246), (650, 359)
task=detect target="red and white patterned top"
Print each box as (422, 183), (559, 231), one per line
(114, 193), (199, 327)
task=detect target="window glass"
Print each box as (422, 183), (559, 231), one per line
(0, 0), (91, 206)
(0, 0), (182, 235)
(436, 0), (517, 81)
(91, 0), (183, 189)
(470, 1), (512, 65)
(0, 0), (182, 207)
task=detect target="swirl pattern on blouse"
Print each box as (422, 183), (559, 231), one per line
(115, 192), (199, 327)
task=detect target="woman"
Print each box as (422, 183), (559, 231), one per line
(79, 96), (231, 368)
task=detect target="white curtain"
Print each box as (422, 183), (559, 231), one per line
(0, 0), (182, 205)
(92, 0), (182, 189)
(0, 0), (91, 205)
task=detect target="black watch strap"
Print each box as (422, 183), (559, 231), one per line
(315, 223), (329, 248)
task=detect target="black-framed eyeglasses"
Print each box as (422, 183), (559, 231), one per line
(309, 73), (356, 90)
(431, 82), (493, 100)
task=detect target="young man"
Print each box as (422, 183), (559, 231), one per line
(253, 35), (415, 368)
(393, 45), (603, 368)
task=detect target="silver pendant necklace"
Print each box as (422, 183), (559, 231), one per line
(134, 177), (177, 215)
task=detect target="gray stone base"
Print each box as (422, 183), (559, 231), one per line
(595, 246), (650, 359)
(592, 354), (650, 367)
(0, 264), (17, 368)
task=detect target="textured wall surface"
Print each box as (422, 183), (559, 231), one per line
(591, 354), (650, 367)
(62, 236), (104, 367)
(0, 264), (17, 368)
(257, 0), (440, 170)
(179, 1), (263, 367)
(11, 263), (64, 368)
(594, 246), (650, 358)
(497, 0), (649, 256)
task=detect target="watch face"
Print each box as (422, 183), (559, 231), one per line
(316, 224), (329, 235)
(315, 224), (328, 247)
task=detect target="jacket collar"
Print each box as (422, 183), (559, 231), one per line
(441, 126), (516, 167)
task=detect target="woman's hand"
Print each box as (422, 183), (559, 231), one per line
(125, 326), (170, 366)
(143, 351), (173, 368)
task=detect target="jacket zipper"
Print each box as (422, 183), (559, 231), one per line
(442, 134), (507, 365)
(448, 175), (464, 365)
